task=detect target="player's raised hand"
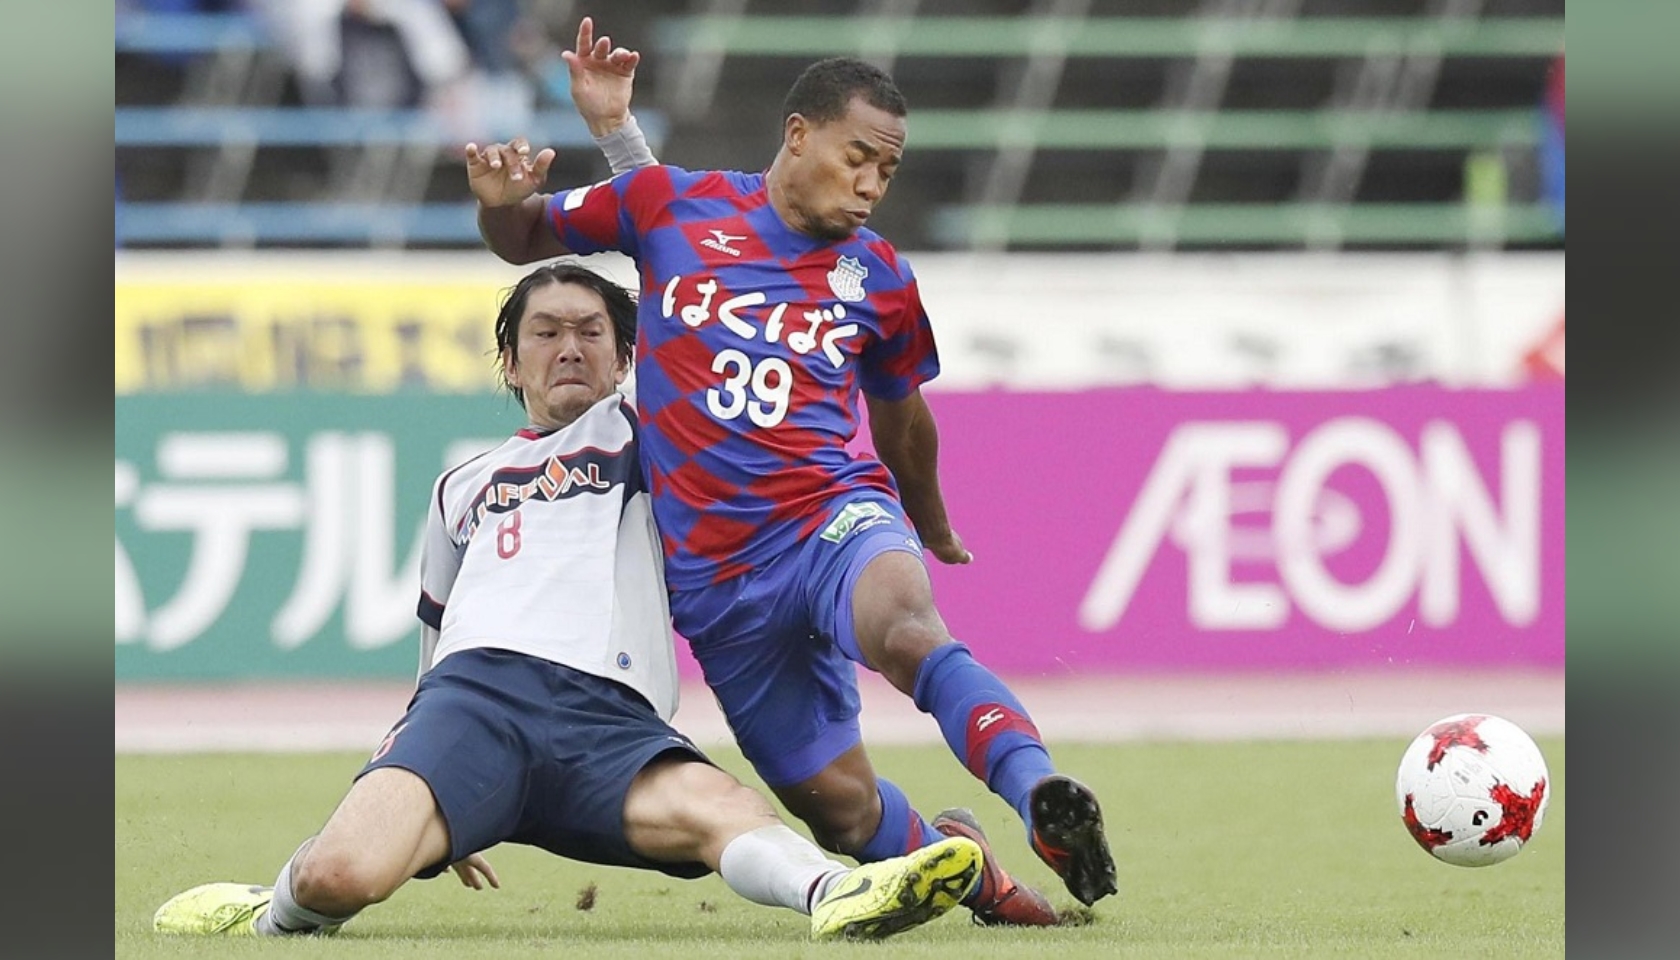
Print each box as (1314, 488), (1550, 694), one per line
(449, 852), (501, 891)
(563, 16), (640, 136)
(922, 529), (973, 565)
(465, 138), (555, 208)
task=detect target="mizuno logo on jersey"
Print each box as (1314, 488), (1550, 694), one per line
(700, 229), (746, 257)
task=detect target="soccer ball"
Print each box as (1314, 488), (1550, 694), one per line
(1395, 713), (1550, 867)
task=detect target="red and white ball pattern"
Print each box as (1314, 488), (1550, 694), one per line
(1395, 713), (1550, 867)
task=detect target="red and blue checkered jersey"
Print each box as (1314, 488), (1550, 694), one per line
(544, 165), (940, 589)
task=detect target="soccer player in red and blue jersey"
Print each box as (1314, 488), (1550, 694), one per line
(465, 20), (1117, 920)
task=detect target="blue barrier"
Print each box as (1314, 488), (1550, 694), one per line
(116, 106), (668, 149)
(117, 202), (490, 245)
(115, 12), (271, 54)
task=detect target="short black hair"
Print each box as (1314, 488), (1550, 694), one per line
(493, 262), (637, 407)
(781, 56), (908, 126)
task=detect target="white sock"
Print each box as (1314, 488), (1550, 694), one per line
(716, 825), (849, 916)
(807, 868), (848, 910)
(254, 840), (357, 936)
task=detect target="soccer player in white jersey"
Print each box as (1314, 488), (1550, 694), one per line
(152, 263), (982, 943)
(453, 19), (1113, 927)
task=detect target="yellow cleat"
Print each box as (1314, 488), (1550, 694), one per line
(810, 836), (984, 941)
(153, 883), (273, 936)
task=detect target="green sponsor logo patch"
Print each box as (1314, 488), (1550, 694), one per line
(819, 501), (890, 543)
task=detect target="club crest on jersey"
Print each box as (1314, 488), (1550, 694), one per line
(827, 256), (868, 303)
(700, 229), (746, 258)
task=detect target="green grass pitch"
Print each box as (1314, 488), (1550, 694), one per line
(117, 739), (1563, 959)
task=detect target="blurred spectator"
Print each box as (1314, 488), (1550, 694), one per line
(120, 0), (245, 17)
(118, 0), (249, 69)
(249, 0), (537, 137)
(1539, 52), (1565, 233)
(440, 0), (539, 139)
(445, 0), (521, 76)
(1522, 52), (1564, 383)
(250, 0), (472, 109)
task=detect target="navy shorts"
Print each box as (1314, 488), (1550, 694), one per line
(359, 647), (711, 881)
(668, 497), (925, 788)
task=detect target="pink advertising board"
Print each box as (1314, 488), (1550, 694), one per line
(677, 386), (1564, 676)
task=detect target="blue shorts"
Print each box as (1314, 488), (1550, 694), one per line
(359, 647), (711, 880)
(669, 496), (925, 788)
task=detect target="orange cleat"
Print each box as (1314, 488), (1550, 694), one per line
(933, 808), (1060, 926)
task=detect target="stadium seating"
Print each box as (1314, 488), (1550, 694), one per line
(648, 5), (1564, 251)
(115, 106), (669, 247)
(115, 2), (1564, 251)
(115, 7), (670, 248)
(115, 106), (614, 149)
(117, 201), (496, 246)
(114, 104), (667, 246)
(116, 9), (270, 53)
(650, 14), (1560, 60)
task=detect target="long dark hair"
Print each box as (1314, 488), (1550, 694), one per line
(493, 262), (637, 407)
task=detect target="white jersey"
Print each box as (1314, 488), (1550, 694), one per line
(416, 392), (678, 720)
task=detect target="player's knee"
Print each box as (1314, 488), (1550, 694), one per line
(812, 811), (878, 857)
(873, 618), (947, 690)
(641, 759), (778, 835)
(293, 839), (404, 910)
(787, 776), (879, 855)
(689, 768), (780, 831)
(854, 551), (949, 682)
(716, 778), (779, 823)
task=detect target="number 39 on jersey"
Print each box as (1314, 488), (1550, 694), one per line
(661, 273), (863, 430)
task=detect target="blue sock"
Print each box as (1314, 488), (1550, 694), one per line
(912, 642), (1055, 825)
(855, 778), (944, 863)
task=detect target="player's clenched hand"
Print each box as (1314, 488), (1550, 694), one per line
(563, 16), (640, 136)
(449, 852), (500, 891)
(465, 138), (555, 208)
(922, 529), (972, 565)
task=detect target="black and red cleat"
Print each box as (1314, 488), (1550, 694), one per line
(932, 808), (1060, 927)
(1027, 775), (1117, 907)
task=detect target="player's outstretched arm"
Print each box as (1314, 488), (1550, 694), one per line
(865, 390), (973, 565)
(566, 17), (659, 175)
(565, 16), (639, 137)
(467, 137), (569, 265)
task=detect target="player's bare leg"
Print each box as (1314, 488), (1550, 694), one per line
(851, 548), (1116, 909)
(155, 767), (454, 936)
(774, 741), (1056, 925)
(288, 767), (454, 920)
(624, 754), (974, 940)
(622, 754), (787, 867)
(771, 745), (886, 855)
